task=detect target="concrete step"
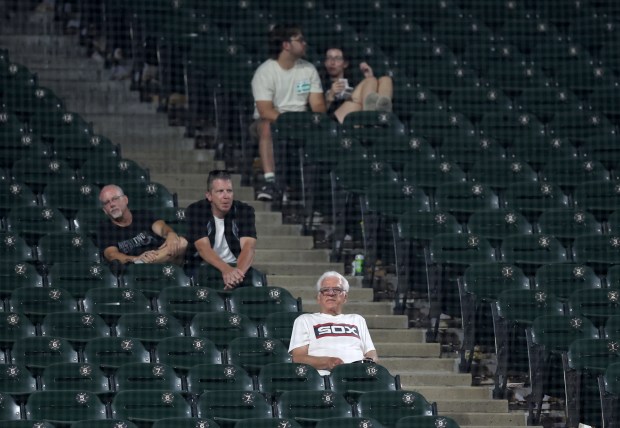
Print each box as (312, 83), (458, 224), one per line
(150, 173), (240, 189)
(256, 224), (301, 236)
(258, 261), (341, 276)
(412, 386), (491, 401)
(399, 371), (472, 387)
(435, 399), (508, 414)
(85, 113), (179, 133)
(254, 212), (283, 226)
(254, 249), (328, 263)
(370, 329), (425, 343)
(0, 34), (83, 57)
(443, 412), (527, 427)
(8, 54), (94, 71)
(47, 81), (139, 106)
(365, 315), (408, 329)
(256, 236), (314, 250)
(380, 357), (454, 372)
(464, 426), (539, 428)
(125, 150), (218, 164)
(37, 66), (103, 82)
(104, 133), (195, 149)
(302, 301), (392, 316)
(375, 342), (440, 358)
(147, 160), (225, 175)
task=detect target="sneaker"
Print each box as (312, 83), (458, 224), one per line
(376, 95), (393, 112)
(363, 92), (379, 111)
(257, 182), (276, 201)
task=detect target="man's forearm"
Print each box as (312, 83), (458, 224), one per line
(235, 247), (255, 275)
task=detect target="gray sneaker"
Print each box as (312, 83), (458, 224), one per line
(257, 182), (276, 201)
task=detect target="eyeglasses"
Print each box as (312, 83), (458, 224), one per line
(325, 56), (344, 62)
(289, 36), (306, 44)
(101, 194), (124, 206)
(319, 288), (345, 296)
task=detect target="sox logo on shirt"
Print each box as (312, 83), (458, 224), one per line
(314, 323), (360, 339)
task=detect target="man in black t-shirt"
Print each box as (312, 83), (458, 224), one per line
(97, 184), (187, 264)
(185, 170), (259, 289)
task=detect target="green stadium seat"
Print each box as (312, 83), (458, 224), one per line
(10, 157), (76, 194)
(71, 420), (138, 428)
(40, 362), (109, 394)
(8, 287), (78, 323)
(439, 135), (505, 172)
(261, 311), (303, 348)
(6, 206), (70, 244)
(83, 288), (151, 325)
(257, 362), (325, 401)
(197, 390), (273, 428)
(226, 337), (291, 375)
(111, 390), (192, 424)
(0, 392), (21, 421)
(121, 263), (191, 299)
(501, 234), (568, 275)
(458, 263), (530, 372)
(433, 182), (500, 222)
(83, 337), (150, 373)
(114, 362), (182, 391)
(51, 133), (119, 170)
(600, 361), (620, 428)
(228, 286), (301, 323)
(0, 364), (36, 401)
(478, 112), (545, 148)
(510, 136), (578, 172)
(156, 336), (222, 373)
(491, 289), (564, 398)
(568, 287), (620, 329)
(115, 313), (184, 347)
(469, 159), (538, 191)
(534, 263), (602, 301)
(466, 210), (533, 244)
(187, 363), (254, 395)
(235, 418), (301, 428)
(37, 232), (101, 267)
(0, 181), (38, 219)
(277, 390), (353, 428)
(357, 390), (435, 428)
(564, 338), (620, 427)
(329, 362), (400, 403)
(46, 261), (117, 298)
(516, 87), (583, 124)
(573, 235), (620, 274)
(121, 181), (177, 209)
(189, 312), (259, 351)
(40, 312), (111, 347)
(158, 286), (226, 324)
(41, 181), (99, 216)
(11, 337), (79, 373)
(503, 182), (569, 223)
(526, 314), (599, 424)
(408, 111), (476, 146)
(0, 262), (43, 297)
(395, 416), (460, 428)
(573, 181), (620, 222)
(447, 86), (513, 124)
(537, 209), (602, 249)
(78, 158), (149, 187)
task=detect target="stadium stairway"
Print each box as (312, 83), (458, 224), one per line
(0, 24), (538, 428)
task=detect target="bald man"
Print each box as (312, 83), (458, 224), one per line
(97, 184), (187, 264)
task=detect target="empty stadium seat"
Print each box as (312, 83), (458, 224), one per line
(121, 263), (191, 299)
(228, 286), (301, 323)
(276, 390), (353, 428)
(226, 337), (291, 375)
(111, 390), (192, 424)
(197, 390), (273, 428)
(189, 312), (259, 351)
(158, 286), (226, 324)
(187, 363), (254, 395)
(114, 362), (182, 392)
(83, 337), (150, 373)
(357, 390), (436, 427)
(40, 362), (109, 394)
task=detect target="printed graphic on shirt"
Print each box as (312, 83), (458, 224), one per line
(296, 79), (311, 94)
(117, 232), (157, 254)
(314, 323), (360, 339)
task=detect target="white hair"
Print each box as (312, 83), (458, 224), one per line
(316, 271), (350, 293)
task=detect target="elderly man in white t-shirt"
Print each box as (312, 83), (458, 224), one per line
(289, 271), (378, 375)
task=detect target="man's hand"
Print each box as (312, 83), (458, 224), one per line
(222, 265), (246, 289)
(321, 356), (344, 371)
(160, 232), (182, 257)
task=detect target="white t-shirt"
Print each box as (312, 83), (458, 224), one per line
(251, 58), (323, 119)
(288, 312), (376, 375)
(212, 216), (236, 264)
